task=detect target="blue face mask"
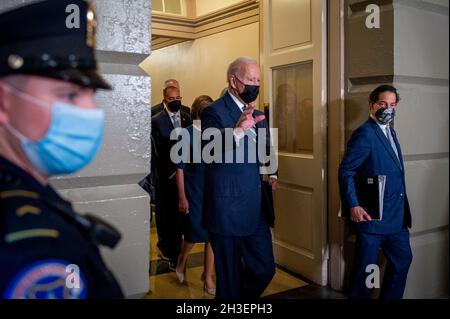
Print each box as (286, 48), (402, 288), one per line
(4, 85), (104, 176)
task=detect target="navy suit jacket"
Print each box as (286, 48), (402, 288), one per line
(201, 92), (273, 236)
(151, 109), (191, 185)
(339, 118), (412, 234)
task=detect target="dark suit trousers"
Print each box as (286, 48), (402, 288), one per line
(154, 180), (183, 262)
(351, 229), (413, 299)
(209, 213), (276, 299)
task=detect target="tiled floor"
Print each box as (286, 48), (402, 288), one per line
(145, 216), (346, 299)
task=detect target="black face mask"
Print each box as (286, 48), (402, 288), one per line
(235, 76), (260, 104)
(375, 107), (396, 124)
(167, 100), (181, 112)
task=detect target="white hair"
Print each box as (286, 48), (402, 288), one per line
(227, 57), (258, 84)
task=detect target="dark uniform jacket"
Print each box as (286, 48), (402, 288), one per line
(0, 156), (123, 299)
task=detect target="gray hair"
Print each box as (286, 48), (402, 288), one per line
(227, 57), (258, 84)
(163, 79), (179, 89)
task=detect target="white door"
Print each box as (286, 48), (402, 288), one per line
(261, 0), (328, 285)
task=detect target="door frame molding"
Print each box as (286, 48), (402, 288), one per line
(327, 0), (346, 291)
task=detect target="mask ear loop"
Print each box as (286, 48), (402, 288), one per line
(2, 83), (49, 108)
(4, 121), (30, 142)
(1, 84), (46, 142)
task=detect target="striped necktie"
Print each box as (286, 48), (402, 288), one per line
(386, 126), (399, 161)
(172, 114), (181, 128)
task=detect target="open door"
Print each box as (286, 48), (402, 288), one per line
(261, 0), (328, 285)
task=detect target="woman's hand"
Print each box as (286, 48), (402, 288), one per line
(179, 196), (189, 214)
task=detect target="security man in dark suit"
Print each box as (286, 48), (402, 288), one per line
(339, 85), (413, 299)
(201, 57), (278, 299)
(152, 85), (191, 269)
(0, 0), (123, 299)
(151, 79), (190, 117)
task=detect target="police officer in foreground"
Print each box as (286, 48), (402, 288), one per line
(0, 0), (123, 298)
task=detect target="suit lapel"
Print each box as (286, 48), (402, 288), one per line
(224, 92), (243, 125)
(162, 109), (175, 130)
(369, 119), (403, 171)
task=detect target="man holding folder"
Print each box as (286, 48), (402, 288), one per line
(339, 85), (413, 299)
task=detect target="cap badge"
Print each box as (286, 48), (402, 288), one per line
(8, 54), (24, 70)
(86, 1), (97, 48)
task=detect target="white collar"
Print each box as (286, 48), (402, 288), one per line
(228, 90), (245, 112)
(370, 114), (388, 131)
(164, 103), (180, 117)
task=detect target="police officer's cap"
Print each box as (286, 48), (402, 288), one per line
(0, 0), (111, 90)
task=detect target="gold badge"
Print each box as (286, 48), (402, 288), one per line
(86, 1), (97, 48)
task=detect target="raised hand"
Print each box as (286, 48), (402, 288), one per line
(235, 104), (265, 132)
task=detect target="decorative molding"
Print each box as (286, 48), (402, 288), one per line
(152, 0), (260, 50)
(404, 153), (450, 162)
(151, 36), (188, 50)
(395, 0), (449, 16)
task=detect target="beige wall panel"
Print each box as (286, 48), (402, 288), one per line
(345, 3), (394, 79)
(140, 22), (259, 107)
(344, 91), (371, 141)
(270, 0), (311, 51)
(274, 186), (313, 252)
(405, 159), (449, 233)
(394, 2), (449, 79)
(196, 0), (246, 16)
(394, 82), (449, 155)
(422, 0), (450, 7)
(405, 229), (449, 298)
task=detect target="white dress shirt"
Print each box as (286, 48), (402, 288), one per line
(370, 114), (400, 161)
(165, 103), (181, 128)
(370, 114), (388, 138)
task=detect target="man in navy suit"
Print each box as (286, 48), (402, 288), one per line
(339, 85), (413, 299)
(152, 85), (192, 269)
(151, 79), (190, 117)
(201, 57), (278, 299)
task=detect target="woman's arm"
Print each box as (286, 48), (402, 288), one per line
(175, 168), (189, 214)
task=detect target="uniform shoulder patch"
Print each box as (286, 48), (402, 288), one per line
(3, 259), (87, 299)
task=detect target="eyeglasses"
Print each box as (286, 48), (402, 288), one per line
(166, 96), (182, 102)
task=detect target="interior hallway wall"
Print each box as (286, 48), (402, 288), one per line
(392, 0), (449, 299)
(195, 0), (247, 16)
(140, 22), (259, 108)
(344, 0), (449, 298)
